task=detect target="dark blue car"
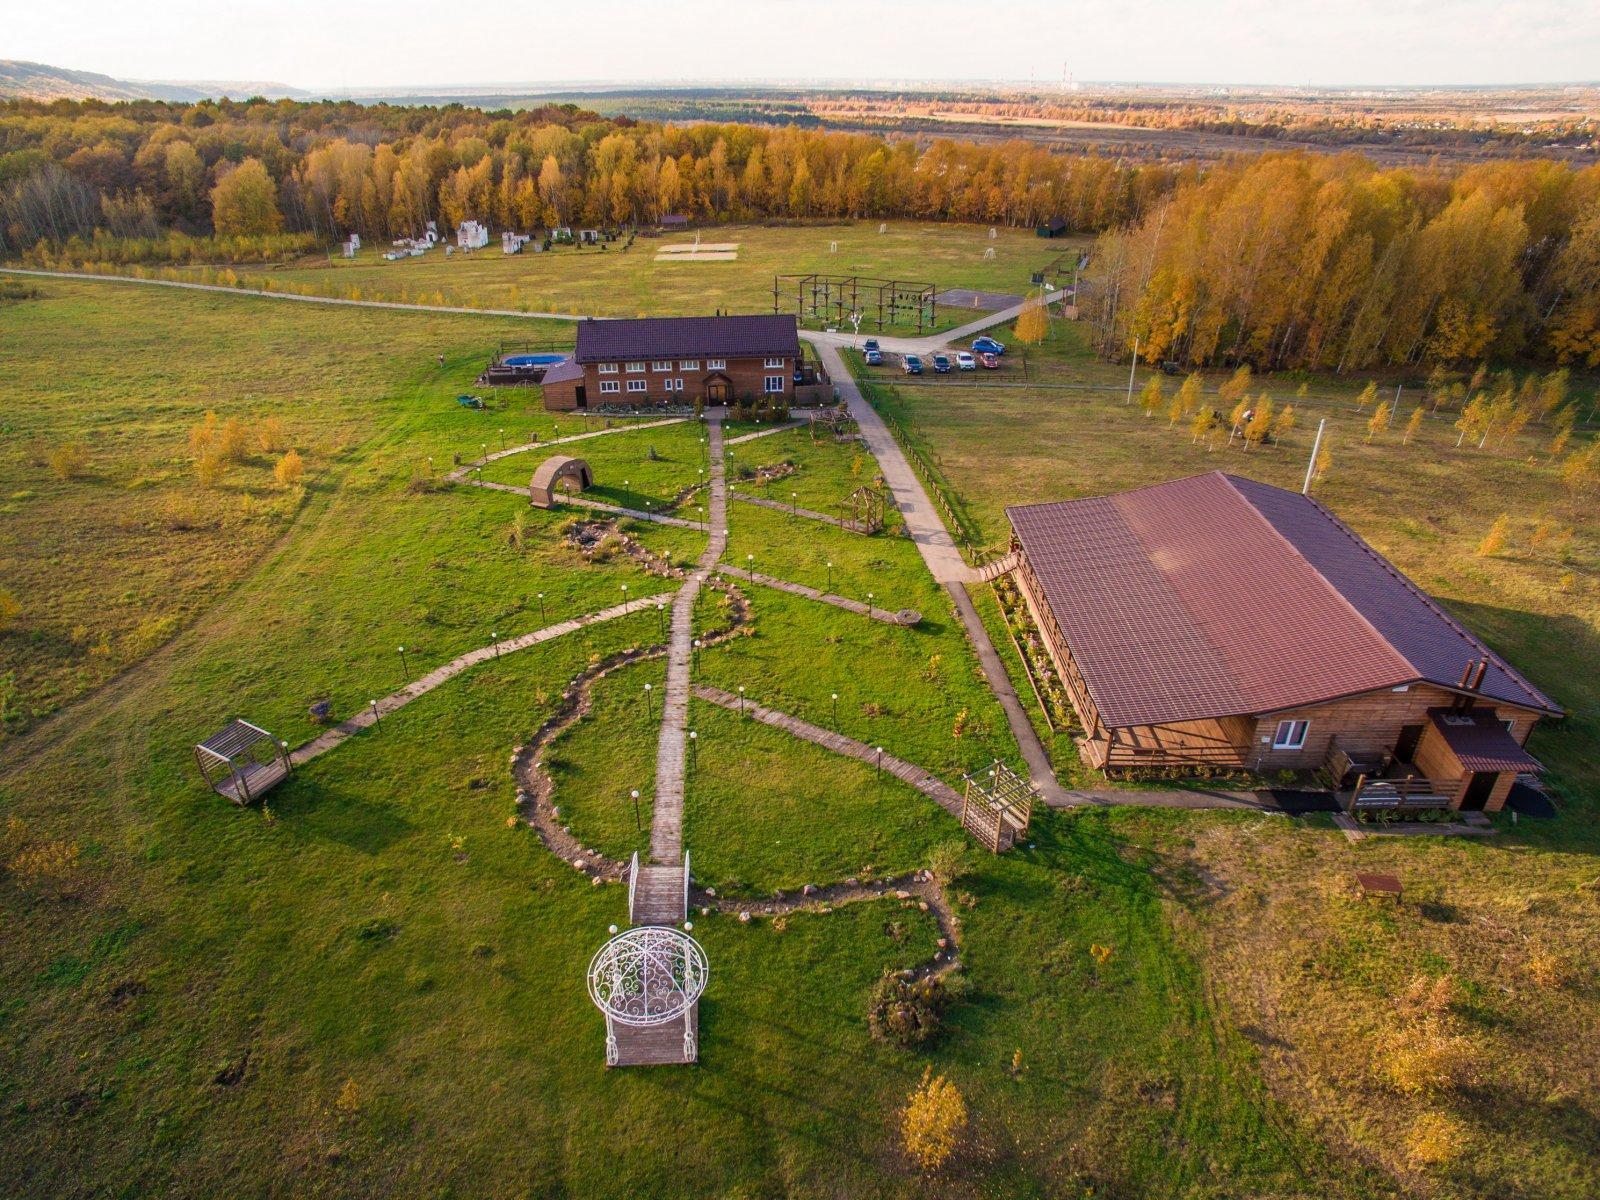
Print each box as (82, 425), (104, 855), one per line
(971, 336), (1006, 356)
(902, 354), (923, 375)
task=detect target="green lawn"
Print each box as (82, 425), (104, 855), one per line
(2, 257), (1595, 1199)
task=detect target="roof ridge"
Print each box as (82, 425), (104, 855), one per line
(1218, 473), (1419, 694)
(1295, 489), (1557, 712)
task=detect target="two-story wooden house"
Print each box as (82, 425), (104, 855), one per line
(541, 314), (804, 411)
(1004, 472), (1561, 811)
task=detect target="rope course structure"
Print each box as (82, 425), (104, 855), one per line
(773, 273), (937, 333)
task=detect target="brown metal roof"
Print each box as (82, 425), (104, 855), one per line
(1006, 472), (1559, 729)
(539, 359), (583, 385)
(1428, 708), (1544, 773)
(573, 314), (799, 364)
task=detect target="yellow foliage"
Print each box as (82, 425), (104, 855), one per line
(1217, 365), (1252, 410)
(901, 1067), (967, 1172)
(335, 1078), (361, 1117)
(8, 838), (80, 888)
(219, 418), (250, 462)
(257, 415), (288, 453)
(1476, 514), (1510, 557)
(47, 442), (91, 481)
(273, 449), (305, 488)
(1012, 291), (1051, 345)
(1383, 1020), (1478, 1096)
(1407, 1111), (1467, 1168)
(1524, 948), (1573, 989)
(194, 449), (230, 489)
(1366, 401), (1392, 441)
(0, 588), (18, 634)
(1403, 407), (1424, 444)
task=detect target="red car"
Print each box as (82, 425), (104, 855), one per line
(978, 352), (1000, 369)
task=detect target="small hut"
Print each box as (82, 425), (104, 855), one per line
(529, 455), (594, 508)
(959, 760), (1037, 853)
(193, 720), (292, 806)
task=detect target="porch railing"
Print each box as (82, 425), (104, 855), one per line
(1347, 773), (1458, 813)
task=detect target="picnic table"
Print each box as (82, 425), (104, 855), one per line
(1355, 872), (1403, 902)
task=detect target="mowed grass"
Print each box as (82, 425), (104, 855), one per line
(177, 220), (1062, 332)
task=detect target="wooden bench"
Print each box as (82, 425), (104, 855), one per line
(1355, 872), (1403, 902)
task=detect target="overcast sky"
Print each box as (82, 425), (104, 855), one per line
(16, 0), (1600, 89)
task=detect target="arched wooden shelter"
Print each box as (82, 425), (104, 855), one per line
(528, 455), (593, 508)
(194, 719), (291, 806)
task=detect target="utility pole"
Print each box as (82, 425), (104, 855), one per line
(1303, 418), (1327, 495)
(1124, 337), (1139, 405)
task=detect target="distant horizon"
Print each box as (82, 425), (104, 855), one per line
(17, 0), (1600, 94)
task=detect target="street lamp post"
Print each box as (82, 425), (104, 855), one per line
(643, 682), (653, 717)
(491, 632), (499, 657)
(738, 685), (745, 716)
(537, 592), (546, 624)
(369, 699), (381, 727)
(397, 644), (410, 684)
(746, 553), (755, 582)
(791, 490), (798, 516)
(630, 788), (641, 831)
(656, 602), (666, 640)
(826, 560), (833, 595)
(831, 692), (839, 725)
(876, 746), (884, 780)
(688, 729), (697, 766)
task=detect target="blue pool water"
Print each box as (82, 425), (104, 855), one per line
(502, 353), (567, 367)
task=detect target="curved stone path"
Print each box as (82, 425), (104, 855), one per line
(454, 478), (709, 529)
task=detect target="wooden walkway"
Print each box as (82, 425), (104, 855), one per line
(444, 417), (688, 482)
(724, 419), (804, 446)
(730, 491), (873, 534)
(630, 860), (689, 925)
(693, 684), (962, 817)
(455, 478), (708, 529)
(711, 563), (916, 625)
(649, 419), (727, 864)
(288, 592), (674, 768)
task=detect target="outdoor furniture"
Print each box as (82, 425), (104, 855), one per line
(1355, 872), (1403, 902)
(193, 720), (292, 807)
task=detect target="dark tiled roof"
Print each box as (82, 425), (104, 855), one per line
(539, 359), (583, 385)
(573, 315), (799, 364)
(1428, 708), (1544, 773)
(1006, 472), (1559, 729)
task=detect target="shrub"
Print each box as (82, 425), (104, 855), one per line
(1524, 948), (1573, 989)
(867, 970), (949, 1047)
(47, 442), (91, 480)
(257, 415), (288, 453)
(1476, 514), (1510, 557)
(273, 449), (304, 488)
(219, 417), (250, 462)
(926, 840), (968, 889)
(1406, 1110), (1467, 1168)
(1384, 1021), (1478, 1096)
(901, 1067), (967, 1173)
(189, 411), (220, 456)
(195, 449), (230, 488)
(0, 588), (19, 634)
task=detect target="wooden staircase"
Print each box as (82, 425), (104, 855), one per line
(976, 551), (1020, 583)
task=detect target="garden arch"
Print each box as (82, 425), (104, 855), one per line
(528, 455), (594, 508)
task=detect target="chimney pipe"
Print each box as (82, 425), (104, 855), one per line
(1469, 657), (1488, 691)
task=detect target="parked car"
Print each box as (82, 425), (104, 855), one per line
(955, 351), (977, 371)
(931, 353), (952, 374)
(864, 348), (883, 365)
(902, 354), (924, 375)
(978, 352), (1000, 369)
(972, 336), (1006, 356)
(862, 338), (880, 353)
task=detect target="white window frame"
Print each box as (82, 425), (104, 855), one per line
(1271, 719), (1309, 750)
(665, 378), (683, 392)
(597, 363), (619, 374)
(626, 379), (648, 393)
(679, 360), (699, 370)
(626, 361), (646, 373)
(763, 357), (787, 369)
(764, 375), (785, 394)
(707, 359), (727, 370)
(598, 380), (620, 394)
(651, 360), (672, 372)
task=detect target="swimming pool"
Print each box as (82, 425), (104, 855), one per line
(502, 353), (567, 367)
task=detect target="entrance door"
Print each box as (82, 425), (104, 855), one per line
(1394, 724), (1424, 764)
(705, 376), (731, 404)
(575, 385), (587, 409)
(1459, 772), (1496, 811)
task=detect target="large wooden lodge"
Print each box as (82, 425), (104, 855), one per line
(1005, 472), (1560, 811)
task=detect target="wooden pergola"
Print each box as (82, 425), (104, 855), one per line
(959, 760), (1037, 853)
(194, 720), (291, 806)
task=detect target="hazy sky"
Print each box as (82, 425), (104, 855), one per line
(17, 0), (1600, 89)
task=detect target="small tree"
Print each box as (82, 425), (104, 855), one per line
(1454, 395), (1489, 448)
(220, 417), (250, 462)
(1217, 365), (1252, 411)
(1167, 391), (1186, 426)
(1176, 372), (1204, 417)
(1312, 444), (1333, 485)
(1272, 403), (1295, 444)
(901, 1068), (967, 1173)
(1243, 398), (1274, 449)
(195, 449), (229, 489)
(1139, 376), (1164, 418)
(1366, 401), (1392, 442)
(1228, 394), (1252, 437)
(47, 442), (90, 480)
(273, 449), (304, 488)
(1011, 291), (1050, 345)
(1354, 381), (1379, 411)
(1189, 407), (1215, 445)
(1476, 514), (1510, 557)
(1402, 407), (1424, 445)
(257, 415), (288, 453)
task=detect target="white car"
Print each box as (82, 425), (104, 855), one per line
(955, 351), (977, 371)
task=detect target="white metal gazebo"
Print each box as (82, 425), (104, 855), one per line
(587, 925), (708, 1067)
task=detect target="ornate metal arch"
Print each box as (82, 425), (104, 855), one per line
(586, 926), (709, 1028)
